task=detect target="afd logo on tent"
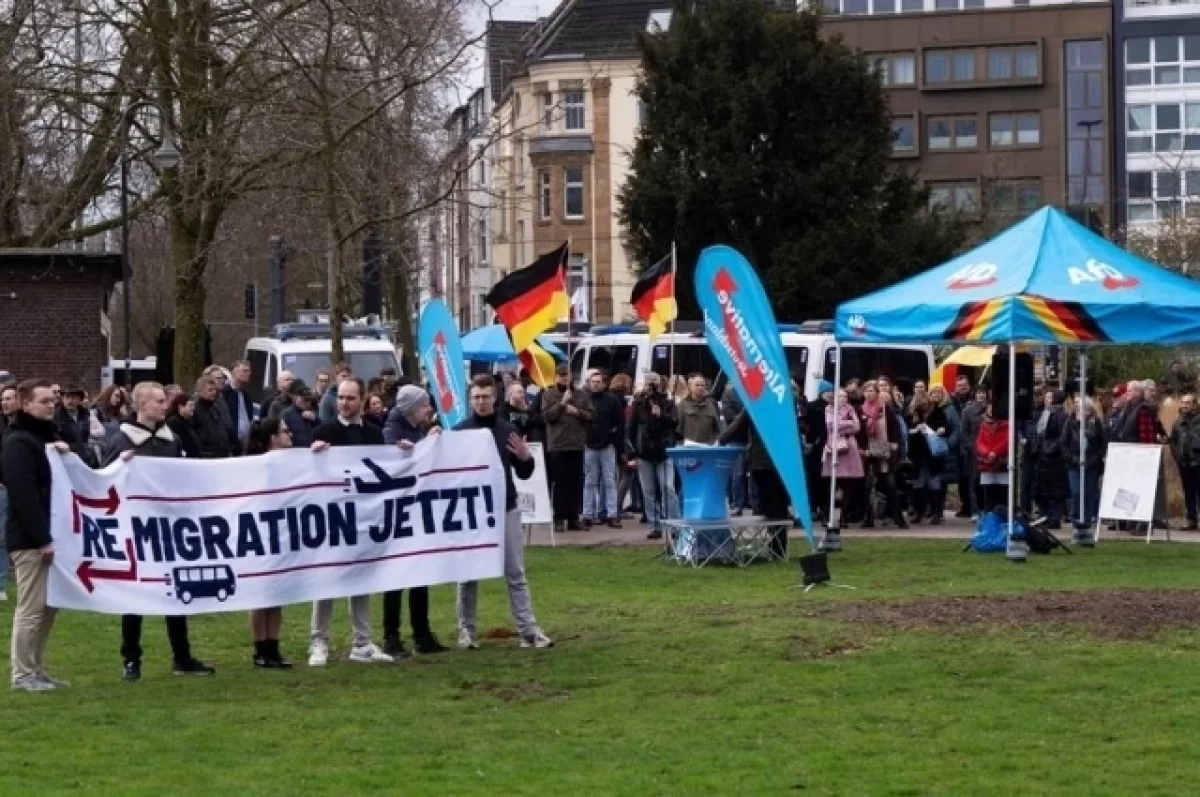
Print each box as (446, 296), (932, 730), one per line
(1068, 259), (1139, 290)
(848, 314), (868, 336)
(946, 263), (997, 290)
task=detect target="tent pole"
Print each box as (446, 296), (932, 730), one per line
(1006, 342), (1024, 562)
(1079, 350), (1090, 545)
(824, 342), (843, 549)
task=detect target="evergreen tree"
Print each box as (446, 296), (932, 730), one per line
(619, 0), (966, 321)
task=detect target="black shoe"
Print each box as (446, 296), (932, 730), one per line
(895, 517), (910, 529)
(607, 519), (622, 529)
(553, 521), (566, 533)
(253, 653), (270, 669)
(414, 635), (448, 654)
(566, 521), (585, 532)
(861, 519), (875, 529)
(581, 517), (593, 529)
(382, 636), (411, 660)
(647, 529), (663, 540)
(173, 658), (215, 676)
(122, 660), (141, 682)
(1186, 521), (1199, 531)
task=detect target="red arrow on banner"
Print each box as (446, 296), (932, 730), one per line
(72, 486), (121, 534)
(76, 538), (138, 594)
(433, 331), (456, 413)
(712, 268), (765, 400)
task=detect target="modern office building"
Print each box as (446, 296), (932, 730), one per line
(1113, 0), (1200, 231)
(822, 1), (1112, 228)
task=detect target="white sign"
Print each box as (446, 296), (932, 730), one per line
(47, 431), (506, 615)
(1097, 443), (1162, 523)
(518, 443), (552, 525)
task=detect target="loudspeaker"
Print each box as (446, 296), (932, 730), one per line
(991, 351), (1034, 422)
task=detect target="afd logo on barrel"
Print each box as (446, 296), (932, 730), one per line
(1067, 259), (1139, 290)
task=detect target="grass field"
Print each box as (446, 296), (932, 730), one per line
(5, 539), (1200, 796)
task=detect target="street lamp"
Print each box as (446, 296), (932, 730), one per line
(119, 101), (180, 387)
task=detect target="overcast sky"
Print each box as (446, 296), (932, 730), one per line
(451, 0), (549, 105)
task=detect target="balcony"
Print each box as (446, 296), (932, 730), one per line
(1125, 0), (1200, 19)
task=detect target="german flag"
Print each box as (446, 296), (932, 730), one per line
(518, 342), (557, 388)
(486, 243), (569, 355)
(943, 299), (1006, 341)
(1022, 297), (1110, 343)
(631, 254), (676, 341)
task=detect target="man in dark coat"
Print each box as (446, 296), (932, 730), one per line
(454, 374), (552, 650)
(1032, 389), (1069, 529)
(192, 375), (234, 459)
(103, 382), (214, 681)
(3, 379), (71, 690)
(222, 359), (254, 452)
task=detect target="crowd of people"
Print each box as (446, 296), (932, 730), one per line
(0, 364), (552, 692)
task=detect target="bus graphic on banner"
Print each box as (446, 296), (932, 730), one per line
(172, 565), (238, 604)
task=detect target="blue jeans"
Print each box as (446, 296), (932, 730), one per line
(0, 487), (8, 589)
(1067, 468), (1100, 529)
(584, 446), (618, 520)
(638, 459), (678, 531)
(728, 454), (747, 510)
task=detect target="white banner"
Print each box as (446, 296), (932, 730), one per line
(47, 431), (506, 615)
(518, 443), (552, 525)
(1098, 442), (1162, 524)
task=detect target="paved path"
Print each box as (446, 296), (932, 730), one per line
(525, 516), (1200, 547)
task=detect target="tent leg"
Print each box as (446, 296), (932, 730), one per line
(821, 343), (843, 553)
(1077, 351), (1094, 547)
(1006, 343), (1026, 563)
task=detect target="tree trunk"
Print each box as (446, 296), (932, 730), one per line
(172, 224), (208, 386)
(387, 231), (418, 377)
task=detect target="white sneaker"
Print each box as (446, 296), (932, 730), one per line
(520, 629), (554, 649)
(308, 641), (329, 667)
(458, 628), (478, 650)
(349, 642), (394, 663)
(39, 674), (70, 688)
(11, 675), (55, 692)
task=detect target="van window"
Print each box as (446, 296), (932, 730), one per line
(824, 347), (930, 386)
(650, 342), (719, 382)
(267, 354), (278, 393)
(279, 352), (400, 390)
(570, 348), (586, 384)
(586, 344), (638, 380)
(784, 345), (809, 383)
(246, 350), (268, 403)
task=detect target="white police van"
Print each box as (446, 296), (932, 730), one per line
(568, 320), (933, 401)
(243, 314), (402, 404)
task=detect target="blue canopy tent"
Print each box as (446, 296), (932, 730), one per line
(828, 206), (1200, 556)
(460, 324), (566, 363)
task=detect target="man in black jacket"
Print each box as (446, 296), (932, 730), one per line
(583, 370), (625, 528)
(0, 382), (19, 600)
(192, 375), (234, 458)
(455, 374), (552, 650)
(54, 387), (95, 466)
(104, 382), (214, 681)
(222, 359), (254, 452)
(4, 379), (72, 691)
(628, 374), (677, 540)
(306, 377), (393, 666)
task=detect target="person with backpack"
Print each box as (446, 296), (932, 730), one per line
(1170, 393), (1200, 531)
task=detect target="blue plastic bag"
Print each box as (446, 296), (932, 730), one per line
(967, 511), (1008, 553)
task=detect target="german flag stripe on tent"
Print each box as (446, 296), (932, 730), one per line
(1022, 297), (1110, 343)
(485, 243), (569, 354)
(630, 254), (676, 341)
(943, 299), (1005, 340)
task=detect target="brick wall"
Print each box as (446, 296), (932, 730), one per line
(0, 269), (108, 392)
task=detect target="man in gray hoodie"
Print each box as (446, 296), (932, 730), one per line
(677, 374), (720, 444)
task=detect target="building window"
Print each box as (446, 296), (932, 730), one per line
(891, 118), (916, 152)
(928, 115), (977, 149)
(928, 181), (979, 213)
(1065, 40), (1106, 208)
(477, 219), (488, 265)
(564, 90), (585, 131)
(516, 219), (526, 264)
(514, 137), (525, 184)
(844, 0), (868, 14)
(1128, 170), (1200, 222)
(538, 170), (551, 220)
(987, 45), (1039, 80)
(989, 179), (1042, 215)
(1126, 36), (1200, 88)
(989, 112), (1040, 147)
(497, 190), (507, 236)
(541, 92), (554, 132)
(1127, 102), (1200, 153)
(476, 146), (485, 184)
(564, 167), (584, 219)
(901, 0), (921, 9)
(926, 49), (975, 84)
(870, 52), (916, 86)
(875, 0), (894, 13)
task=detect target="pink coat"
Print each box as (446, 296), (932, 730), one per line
(822, 404), (864, 479)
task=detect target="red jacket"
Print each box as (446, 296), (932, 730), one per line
(976, 420), (1009, 472)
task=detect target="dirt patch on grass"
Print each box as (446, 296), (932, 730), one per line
(784, 635), (872, 661)
(458, 680), (570, 703)
(818, 589), (1200, 641)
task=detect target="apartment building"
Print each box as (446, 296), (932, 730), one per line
(489, 0), (668, 324)
(822, 0), (1113, 228)
(1114, 0), (1200, 229)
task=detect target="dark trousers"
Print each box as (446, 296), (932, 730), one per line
(549, 450), (584, 523)
(383, 587), (431, 641)
(1182, 464), (1200, 522)
(957, 454), (976, 516)
(753, 468), (789, 557)
(982, 483), (1008, 516)
(1019, 454), (1036, 514)
(122, 614), (191, 664)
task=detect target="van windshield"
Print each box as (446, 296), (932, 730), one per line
(823, 347), (930, 385)
(279, 352), (400, 390)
